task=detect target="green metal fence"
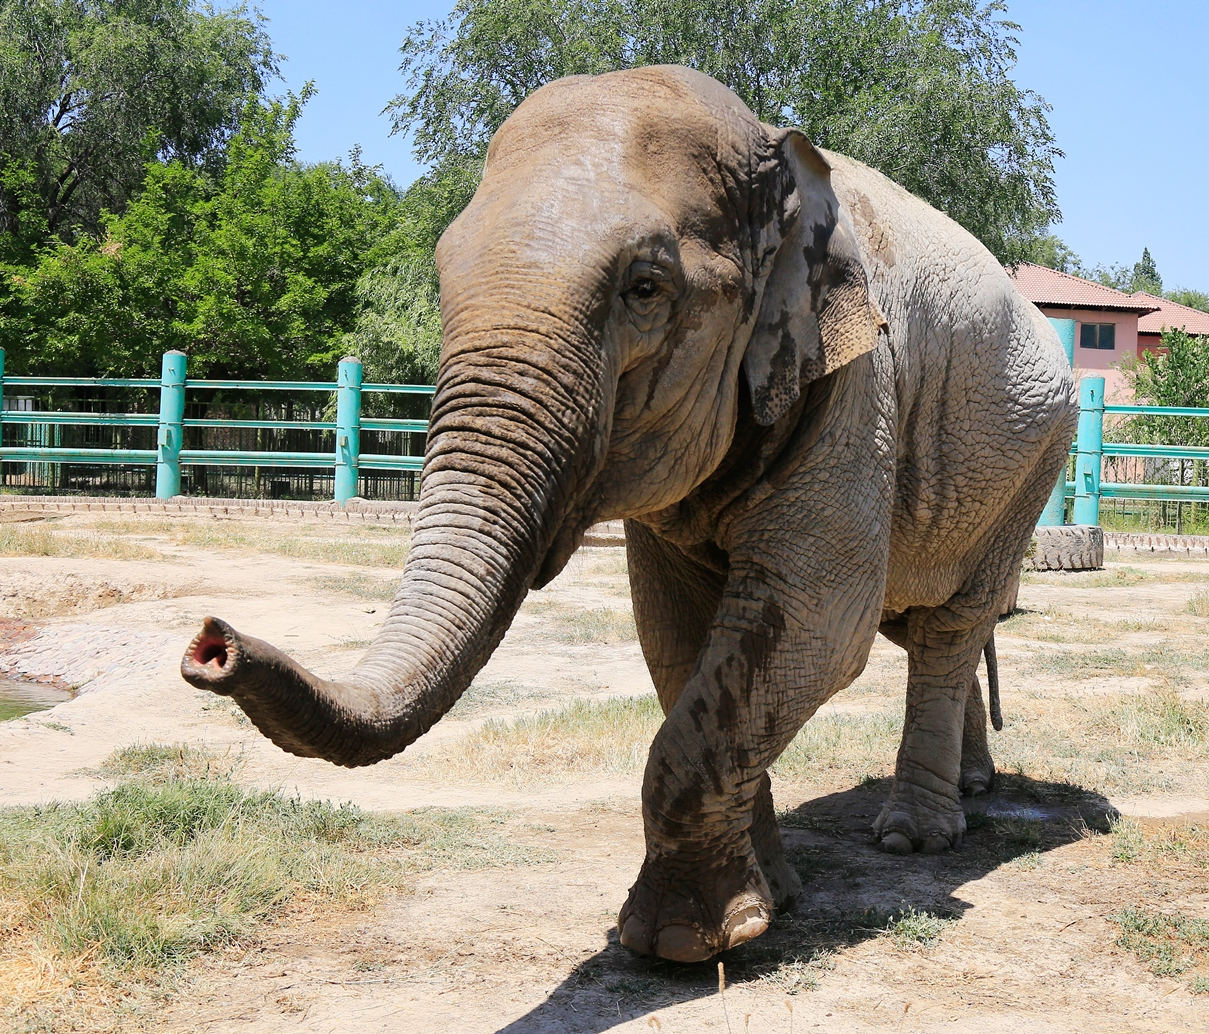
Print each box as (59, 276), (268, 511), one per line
(0, 349), (434, 504)
(3, 349), (1209, 517)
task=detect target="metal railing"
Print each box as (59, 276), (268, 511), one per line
(0, 349), (434, 503)
(3, 350), (1209, 517)
(1045, 374), (1209, 526)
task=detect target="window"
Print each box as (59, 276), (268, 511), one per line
(1080, 322), (1116, 350)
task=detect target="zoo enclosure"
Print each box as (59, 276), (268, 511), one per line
(0, 349), (433, 503)
(2, 349), (1208, 525)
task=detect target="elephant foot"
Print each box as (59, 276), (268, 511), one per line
(617, 847), (773, 962)
(959, 756), (996, 798)
(872, 780), (966, 855)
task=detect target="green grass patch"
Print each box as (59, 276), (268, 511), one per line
(993, 692), (1209, 797)
(1109, 817), (1209, 869)
(527, 603), (638, 644)
(1096, 692), (1209, 751)
(1186, 590), (1209, 618)
(1027, 643), (1209, 681)
(97, 742), (244, 784)
(447, 678), (565, 719)
(885, 906), (955, 948)
(1111, 906), (1209, 987)
(0, 747), (546, 1028)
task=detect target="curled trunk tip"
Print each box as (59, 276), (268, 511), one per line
(181, 616), (241, 694)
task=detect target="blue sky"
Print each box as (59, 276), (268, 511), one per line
(255, 0), (1209, 292)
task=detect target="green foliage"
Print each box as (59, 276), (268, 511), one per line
(1118, 329), (1209, 448)
(1, 92), (404, 378)
(1166, 287), (1209, 314)
(1020, 233), (1082, 273)
(387, 0), (1061, 264)
(1132, 246), (1162, 295)
(1084, 247), (1164, 295)
(0, 0), (276, 257)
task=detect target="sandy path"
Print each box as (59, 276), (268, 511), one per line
(2, 511), (1208, 1031)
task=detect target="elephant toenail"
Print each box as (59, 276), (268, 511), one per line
(723, 905), (769, 949)
(654, 924), (713, 963)
(879, 831), (914, 855)
(619, 915), (653, 956)
(922, 833), (951, 854)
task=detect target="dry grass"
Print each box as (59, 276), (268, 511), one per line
(992, 691), (1209, 796)
(0, 524), (161, 561)
(425, 695), (662, 787)
(91, 517), (412, 568)
(525, 601), (638, 644)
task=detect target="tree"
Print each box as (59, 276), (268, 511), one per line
(1119, 329), (1209, 448)
(387, 0), (1061, 264)
(1019, 233), (1082, 274)
(0, 0), (276, 259)
(1, 92), (404, 379)
(1131, 247), (1162, 295)
(342, 160), (478, 393)
(1165, 287), (1209, 314)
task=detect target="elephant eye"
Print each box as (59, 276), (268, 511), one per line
(629, 277), (659, 300)
(622, 260), (675, 332)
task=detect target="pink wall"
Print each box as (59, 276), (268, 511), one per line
(1037, 307), (1141, 402)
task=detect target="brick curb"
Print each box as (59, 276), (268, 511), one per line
(0, 495), (630, 544)
(1104, 531), (1209, 557)
(0, 495), (418, 523)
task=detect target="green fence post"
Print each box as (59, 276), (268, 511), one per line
(335, 356), (362, 504)
(1073, 376), (1104, 526)
(1038, 318), (1077, 526)
(156, 350), (187, 499)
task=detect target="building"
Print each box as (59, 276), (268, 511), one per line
(1132, 292), (1209, 356)
(1009, 262), (1159, 401)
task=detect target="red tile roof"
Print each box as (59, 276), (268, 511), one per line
(1132, 292), (1209, 337)
(1008, 263), (1159, 313)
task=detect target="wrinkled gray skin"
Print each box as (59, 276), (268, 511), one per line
(182, 66), (1076, 964)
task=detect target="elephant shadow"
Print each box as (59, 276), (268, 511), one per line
(493, 774), (1116, 1034)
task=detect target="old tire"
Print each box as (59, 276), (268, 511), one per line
(1023, 524), (1104, 572)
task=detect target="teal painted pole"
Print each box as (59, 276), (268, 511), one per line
(1038, 318), (1077, 525)
(1073, 376), (1105, 526)
(334, 356), (362, 504)
(156, 350), (187, 499)
(1048, 316), (1076, 366)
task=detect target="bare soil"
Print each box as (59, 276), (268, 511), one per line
(2, 508), (1208, 1033)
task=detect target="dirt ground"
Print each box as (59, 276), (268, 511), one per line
(1, 507), (1208, 1033)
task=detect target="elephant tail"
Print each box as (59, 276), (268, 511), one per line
(984, 634), (1003, 732)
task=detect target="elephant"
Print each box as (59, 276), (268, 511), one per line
(181, 66), (1076, 964)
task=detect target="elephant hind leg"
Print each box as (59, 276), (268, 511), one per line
(960, 672), (996, 797)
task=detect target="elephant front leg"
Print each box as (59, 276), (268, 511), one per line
(620, 572), (882, 961)
(875, 617), (996, 854)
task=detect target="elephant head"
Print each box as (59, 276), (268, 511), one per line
(180, 66), (883, 766)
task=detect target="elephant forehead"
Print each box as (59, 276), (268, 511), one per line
(487, 68), (760, 219)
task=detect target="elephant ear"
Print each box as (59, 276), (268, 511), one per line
(744, 128), (886, 426)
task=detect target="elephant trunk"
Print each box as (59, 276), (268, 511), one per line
(181, 316), (608, 767)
